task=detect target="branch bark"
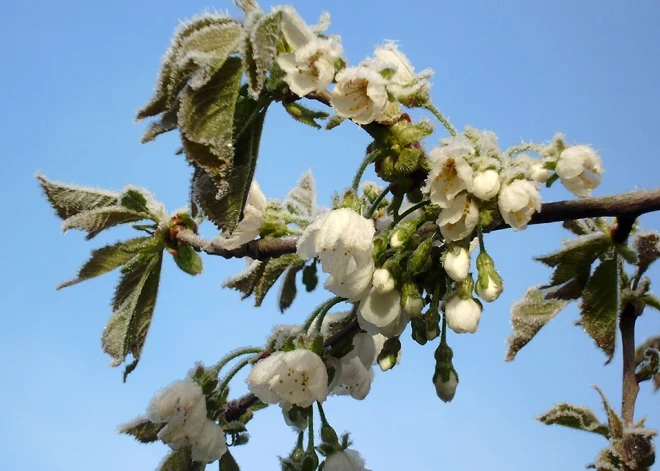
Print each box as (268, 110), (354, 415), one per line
(176, 188), (660, 260)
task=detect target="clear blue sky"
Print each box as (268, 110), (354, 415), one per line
(2, 0), (660, 469)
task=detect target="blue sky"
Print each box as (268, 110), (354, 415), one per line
(2, 0), (660, 469)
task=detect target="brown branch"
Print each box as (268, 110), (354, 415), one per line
(177, 189), (660, 260)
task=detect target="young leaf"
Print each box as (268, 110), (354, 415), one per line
(590, 446), (624, 471)
(119, 188), (152, 214)
(157, 447), (204, 471)
(283, 102), (329, 129)
(284, 170), (317, 218)
(580, 258), (620, 361)
(220, 449), (241, 471)
(172, 245), (203, 275)
(633, 231), (660, 277)
(136, 14), (240, 120)
(102, 253), (163, 378)
(57, 236), (152, 289)
(279, 265), (303, 313)
(536, 233), (612, 300)
(536, 403), (610, 438)
(37, 174), (118, 220)
(178, 56), (244, 180)
(245, 10), (284, 98)
(118, 416), (165, 443)
(141, 106), (180, 144)
(254, 254), (304, 307)
(302, 262), (319, 292)
(594, 385), (623, 439)
(223, 260), (267, 299)
(62, 207), (153, 240)
(505, 286), (570, 361)
(636, 336), (660, 365)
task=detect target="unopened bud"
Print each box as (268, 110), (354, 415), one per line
(377, 337), (401, 371)
(530, 161), (550, 183)
(433, 367), (459, 403)
(408, 236), (434, 274)
(411, 317), (428, 345)
(401, 282), (423, 317)
(476, 252), (503, 302)
(443, 245), (470, 282)
(425, 308), (441, 341)
(373, 268), (395, 294)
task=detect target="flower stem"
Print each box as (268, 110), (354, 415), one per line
(307, 406), (315, 450)
(397, 201), (429, 222)
(477, 224), (486, 252)
(303, 297), (346, 333)
(352, 150), (381, 192)
(217, 355), (259, 395)
(211, 347), (263, 376)
(422, 102), (457, 136)
(364, 187), (391, 219)
(317, 401), (329, 427)
(503, 143), (542, 157)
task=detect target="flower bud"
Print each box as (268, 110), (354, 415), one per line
(443, 245), (470, 282)
(401, 282), (423, 317)
(373, 268), (395, 294)
(389, 219), (418, 249)
(530, 161), (550, 183)
(476, 252), (503, 302)
(411, 317), (428, 345)
(471, 169), (501, 201)
(425, 308), (440, 341)
(408, 236), (434, 274)
(433, 368), (458, 403)
(445, 289), (482, 334)
(377, 336), (401, 372)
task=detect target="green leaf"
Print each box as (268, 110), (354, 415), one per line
(636, 336), (660, 365)
(220, 449), (241, 470)
(536, 233), (612, 300)
(580, 258), (620, 360)
(118, 416), (165, 443)
(302, 262), (318, 292)
(157, 447), (204, 471)
(284, 170), (316, 219)
(636, 347), (660, 383)
(102, 253), (163, 378)
(179, 57), (244, 184)
(641, 293), (660, 312)
(137, 14), (241, 120)
(223, 260), (267, 299)
(36, 173), (118, 221)
(279, 264), (303, 313)
(254, 254), (304, 307)
(536, 403), (610, 438)
(614, 243), (638, 265)
(505, 287), (570, 361)
(57, 237), (152, 289)
(172, 245), (203, 275)
(590, 447), (624, 471)
(120, 188), (151, 213)
(62, 207), (153, 240)
(141, 106), (180, 144)
(242, 11), (283, 99)
(594, 386), (623, 439)
(326, 115), (346, 130)
(633, 231), (660, 277)
(283, 102), (329, 129)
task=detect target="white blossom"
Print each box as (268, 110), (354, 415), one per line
(246, 350), (328, 409)
(498, 179), (541, 230)
(445, 295), (482, 334)
(425, 141), (475, 208)
(324, 258), (374, 302)
(436, 193), (479, 242)
(277, 37), (343, 97)
(280, 7), (316, 50)
(358, 288), (409, 337)
(476, 274), (503, 302)
(324, 449), (371, 471)
(530, 161), (550, 183)
(403, 295), (423, 317)
(333, 356), (372, 399)
(331, 66), (389, 125)
(375, 199), (423, 233)
(214, 181), (267, 249)
(372, 268), (395, 294)
(443, 246), (470, 282)
(471, 169), (501, 201)
(191, 419), (228, 463)
(297, 208), (375, 283)
(556, 145), (603, 197)
(373, 41), (432, 101)
(434, 370), (458, 403)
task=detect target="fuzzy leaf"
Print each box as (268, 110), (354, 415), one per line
(137, 14), (240, 120)
(279, 265), (303, 313)
(157, 448), (204, 471)
(633, 231), (660, 277)
(118, 416), (165, 443)
(102, 253), (163, 377)
(505, 287), (570, 361)
(57, 237), (152, 289)
(536, 403), (610, 438)
(141, 106), (180, 144)
(302, 262), (318, 292)
(636, 336), (660, 365)
(223, 260), (267, 299)
(172, 246), (203, 275)
(62, 207), (152, 240)
(594, 386), (623, 439)
(179, 57), (243, 183)
(536, 233), (612, 300)
(254, 254), (304, 307)
(591, 447), (624, 471)
(283, 102), (329, 129)
(285, 171), (316, 218)
(220, 449), (241, 470)
(37, 174), (118, 221)
(642, 293), (660, 312)
(120, 188), (151, 214)
(580, 258), (620, 360)
(246, 11), (283, 98)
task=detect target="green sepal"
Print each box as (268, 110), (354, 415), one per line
(283, 102), (330, 129)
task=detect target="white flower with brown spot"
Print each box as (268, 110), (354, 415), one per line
(498, 179), (541, 230)
(424, 140), (475, 208)
(330, 66), (389, 125)
(556, 145), (603, 197)
(436, 193), (480, 242)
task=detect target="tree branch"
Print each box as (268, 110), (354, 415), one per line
(176, 189), (660, 260)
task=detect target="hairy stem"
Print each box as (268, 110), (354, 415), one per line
(422, 102), (457, 136)
(352, 150), (381, 192)
(210, 347), (263, 376)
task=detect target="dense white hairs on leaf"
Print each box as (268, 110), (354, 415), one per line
(119, 185), (166, 218)
(593, 446), (624, 471)
(222, 259), (263, 288)
(284, 170), (317, 219)
(536, 404), (606, 433)
(117, 415), (151, 434)
(311, 11), (331, 33)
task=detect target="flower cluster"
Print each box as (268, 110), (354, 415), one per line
(277, 9), (432, 125)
